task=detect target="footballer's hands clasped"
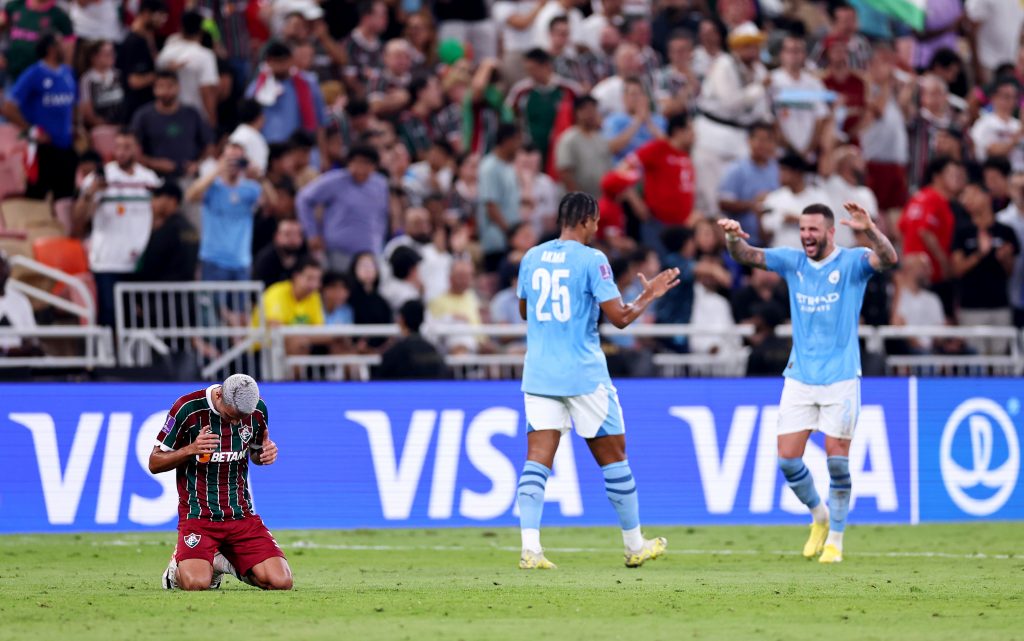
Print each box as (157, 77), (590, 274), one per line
(259, 432), (278, 465)
(640, 267), (681, 299)
(189, 426), (219, 457)
(717, 218), (750, 240)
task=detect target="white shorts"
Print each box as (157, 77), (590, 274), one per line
(524, 384), (626, 439)
(777, 377), (860, 440)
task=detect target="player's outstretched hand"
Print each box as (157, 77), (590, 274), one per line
(840, 202), (873, 231)
(259, 434), (278, 465)
(190, 426), (218, 456)
(717, 218), (749, 239)
(640, 267), (681, 299)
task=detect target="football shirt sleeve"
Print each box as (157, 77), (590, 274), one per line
(156, 406), (189, 452)
(590, 251), (621, 303)
(764, 247), (799, 275)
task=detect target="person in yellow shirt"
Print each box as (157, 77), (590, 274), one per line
(428, 259), (495, 354)
(255, 257), (324, 355)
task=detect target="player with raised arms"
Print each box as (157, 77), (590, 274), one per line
(719, 202), (898, 563)
(150, 374), (293, 590)
(515, 192), (681, 569)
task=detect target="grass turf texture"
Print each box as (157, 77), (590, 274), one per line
(1, 523), (1021, 641)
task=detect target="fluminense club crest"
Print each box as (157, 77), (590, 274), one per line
(239, 425), (253, 443)
(184, 533), (202, 549)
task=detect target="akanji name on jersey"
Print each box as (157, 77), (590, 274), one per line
(157, 388), (268, 521)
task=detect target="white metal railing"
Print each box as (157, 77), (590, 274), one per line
(114, 281), (267, 380)
(0, 326), (114, 368)
(8, 254), (96, 324)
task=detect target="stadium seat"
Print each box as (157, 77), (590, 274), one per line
(31, 236), (97, 324)
(1, 198), (53, 232)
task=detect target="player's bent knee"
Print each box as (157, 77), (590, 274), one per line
(178, 573), (213, 591)
(252, 558), (293, 590)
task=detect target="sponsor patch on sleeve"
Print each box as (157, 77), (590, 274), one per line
(159, 414), (175, 438)
(599, 263), (612, 280)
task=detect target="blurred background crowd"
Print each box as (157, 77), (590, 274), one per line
(0, 0), (1022, 377)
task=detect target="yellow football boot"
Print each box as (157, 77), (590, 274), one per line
(519, 550), (557, 569)
(803, 521), (829, 559)
(818, 544), (844, 564)
(624, 536), (667, 568)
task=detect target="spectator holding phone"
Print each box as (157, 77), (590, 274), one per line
(186, 144), (264, 283)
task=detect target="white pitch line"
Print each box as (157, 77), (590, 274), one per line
(23, 539), (1016, 560)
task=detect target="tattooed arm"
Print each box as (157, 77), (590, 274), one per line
(840, 202), (899, 272)
(717, 219), (767, 270)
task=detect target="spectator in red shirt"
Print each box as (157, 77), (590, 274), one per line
(898, 155), (966, 316)
(597, 162), (640, 256)
(631, 113), (696, 250)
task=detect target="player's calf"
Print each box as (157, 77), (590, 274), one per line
(249, 557), (293, 590)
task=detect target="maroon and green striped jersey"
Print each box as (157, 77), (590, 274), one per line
(156, 386), (269, 521)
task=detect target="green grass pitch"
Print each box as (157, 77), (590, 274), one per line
(1, 523), (1021, 641)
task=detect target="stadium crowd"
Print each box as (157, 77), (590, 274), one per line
(0, 0), (1023, 375)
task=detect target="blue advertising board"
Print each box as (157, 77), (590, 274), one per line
(0, 379), (1017, 533)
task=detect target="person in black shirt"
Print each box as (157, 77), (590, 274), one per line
(118, 0), (168, 123)
(952, 181), (1019, 354)
(348, 251), (392, 349)
(130, 70), (214, 178)
(137, 182), (199, 282)
(376, 299), (446, 380)
(252, 218), (307, 287)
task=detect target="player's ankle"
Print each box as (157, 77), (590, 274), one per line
(811, 502), (829, 524)
(826, 531), (844, 550)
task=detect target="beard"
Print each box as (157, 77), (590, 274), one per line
(410, 233), (433, 244)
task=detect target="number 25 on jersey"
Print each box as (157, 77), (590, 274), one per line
(532, 268), (571, 322)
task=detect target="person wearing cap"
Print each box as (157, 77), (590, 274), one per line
(762, 153), (830, 250)
(137, 181), (200, 283)
(156, 10), (220, 126)
(73, 130), (162, 326)
(152, 374), (292, 591)
(692, 21), (771, 218)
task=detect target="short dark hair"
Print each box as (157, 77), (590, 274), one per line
(495, 123), (521, 146)
(347, 144), (380, 166)
(347, 97), (370, 118)
(181, 10), (203, 37)
(667, 113), (690, 136)
(237, 99), (263, 125)
(293, 256), (323, 275)
(573, 94), (598, 113)
(138, 0), (167, 14)
(926, 155), (962, 184)
(357, 0), (379, 19)
(152, 181), (183, 202)
(801, 203), (835, 225)
(398, 299), (426, 333)
(983, 156), (1012, 177)
(288, 130), (316, 150)
(828, 1), (854, 18)
(268, 142), (292, 165)
(155, 69), (179, 83)
(549, 15), (568, 31)
(524, 48), (552, 65)
(623, 75), (646, 89)
(408, 74), (434, 104)
(322, 270), (349, 289)
(660, 225), (693, 254)
(928, 47), (961, 70)
(556, 192), (599, 229)
(666, 29), (694, 45)
(430, 138), (455, 157)
(749, 122), (775, 137)
(992, 76), (1021, 95)
(390, 246), (423, 280)
(264, 40), (292, 61)
(35, 32), (59, 60)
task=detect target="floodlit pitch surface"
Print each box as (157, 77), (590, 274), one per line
(1, 523), (1020, 641)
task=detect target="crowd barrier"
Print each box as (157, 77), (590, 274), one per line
(0, 379), (1019, 533)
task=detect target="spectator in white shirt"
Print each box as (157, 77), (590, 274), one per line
(380, 245), (424, 312)
(229, 99), (269, 176)
(156, 11), (219, 125)
(402, 139), (456, 207)
(970, 77), (1024, 171)
(492, 0), (544, 85)
(532, 0), (585, 53)
(381, 207), (454, 303)
(965, 0), (1024, 83)
(771, 33), (829, 162)
(592, 43), (645, 117)
(763, 153), (829, 249)
(891, 253), (948, 353)
(820, 144), (880, 247)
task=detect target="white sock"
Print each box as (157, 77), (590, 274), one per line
(811, 502), (829, 524)
(622, 526), (644, 552)
(521, 528), (542, 553)
(826, 531), (844, 550)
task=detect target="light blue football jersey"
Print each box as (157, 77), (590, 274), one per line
(518, 239), (622, 396)
(765, 246), (877, 385)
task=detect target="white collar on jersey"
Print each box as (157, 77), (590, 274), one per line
(807, 246), (842, 270)
(205, 385), (221, 415)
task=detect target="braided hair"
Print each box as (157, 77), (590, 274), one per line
(556, 192), (599, 230)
